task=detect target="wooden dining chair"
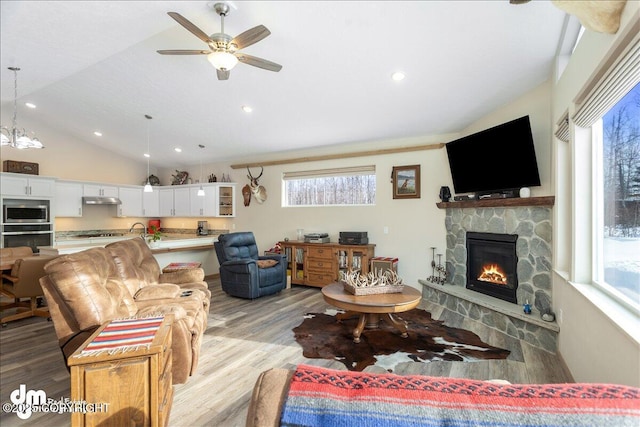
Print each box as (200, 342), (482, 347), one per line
(1, 255), (56, 324)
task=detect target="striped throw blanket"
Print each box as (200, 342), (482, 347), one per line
(81, 316), (164, 354)
(280, 364), (640, 427)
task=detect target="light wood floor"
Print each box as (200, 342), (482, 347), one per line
(0, 280), (572, 427)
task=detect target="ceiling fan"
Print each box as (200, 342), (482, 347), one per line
(157, 2), (282, 80)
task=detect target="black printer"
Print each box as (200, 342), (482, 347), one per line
(339, 231), (368, 245)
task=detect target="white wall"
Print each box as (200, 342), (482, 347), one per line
(2, 74), (554, 287)
(182, 81), (553, 289)
(551, 2), (640, 387)
(459, 80), (553, 197)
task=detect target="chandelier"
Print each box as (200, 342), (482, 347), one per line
(0, 67), (44, 149)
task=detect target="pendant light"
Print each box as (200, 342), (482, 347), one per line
(197, 144), (205, 196)
(143, 115), (153, 193)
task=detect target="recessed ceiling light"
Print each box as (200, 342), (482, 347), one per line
(144, 153), (150, 158)
(93, 131), (102, 137)
(391, 71), (405, 81)
(242, 105), (253, 113)
(174, 147), (182, 153)
(25, 102), (36, 109)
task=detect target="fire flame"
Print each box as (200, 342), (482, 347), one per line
(478, 264), (508, 285)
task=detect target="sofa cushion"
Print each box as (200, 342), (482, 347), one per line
(107, 238), (162, 294)
(134, 283), (181, 301)
(43, 248), (136, 329)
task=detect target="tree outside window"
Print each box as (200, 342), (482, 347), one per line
(601, 81), (640, 307)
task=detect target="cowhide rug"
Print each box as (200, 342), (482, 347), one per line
(293, 309), (510, 372)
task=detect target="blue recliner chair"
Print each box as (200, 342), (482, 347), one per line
(214, 232), (287, 299)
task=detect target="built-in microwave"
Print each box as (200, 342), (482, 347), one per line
(3, 199), (50, 223)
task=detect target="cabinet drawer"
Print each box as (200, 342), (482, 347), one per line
(307, 272), (335, 285)
(307, 246), (333, 260)
(307, 259), (332, 271)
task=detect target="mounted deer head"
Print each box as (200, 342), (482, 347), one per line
(247, 166), (267, 204)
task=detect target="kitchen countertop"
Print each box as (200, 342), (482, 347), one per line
(39, 233), (218, 255)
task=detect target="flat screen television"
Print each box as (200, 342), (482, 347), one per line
(445, 115), (541, 196)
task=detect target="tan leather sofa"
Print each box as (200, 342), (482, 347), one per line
(40, 239), (210, 384)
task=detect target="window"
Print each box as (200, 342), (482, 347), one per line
(283, 166), (376, 207)
(595, 82), (640, 311)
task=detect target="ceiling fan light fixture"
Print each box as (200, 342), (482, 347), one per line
(207, 51), (238, 71)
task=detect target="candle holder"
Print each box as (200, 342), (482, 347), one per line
(426, 247), (447, 285)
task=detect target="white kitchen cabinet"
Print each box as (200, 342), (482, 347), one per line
(1, 173), (55, 198)
(173, 187), (190, 216)
(215, 184), (236, 217)
(189, 184), (216, 217)
(158, 188), (174, 217)
(118, 186), (143, 217)
(142, 188), (160, 217)
(55, 181), (83, 217)
(83, 183), (118, 198)
(158, 187), (190, 217)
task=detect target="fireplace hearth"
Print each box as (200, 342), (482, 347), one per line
(466, 232), (518, 303)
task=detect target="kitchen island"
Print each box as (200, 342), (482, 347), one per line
(39, 234), (220, 277)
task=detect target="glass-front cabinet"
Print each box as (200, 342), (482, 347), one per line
(216, 184), (235, 217)
(279, 241), (375, 288)
(336, 248), (369, 280)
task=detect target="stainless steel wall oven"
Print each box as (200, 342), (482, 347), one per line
(3, 198), (49, 223)
(1, 199), (53, 252)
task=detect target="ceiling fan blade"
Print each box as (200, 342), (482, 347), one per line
(217, 69), (230, 80)
(167, 12), (214, 46)
(231, 25), (271, 50)
(237, 54), (282, 72)
(157, 49), (210, 55)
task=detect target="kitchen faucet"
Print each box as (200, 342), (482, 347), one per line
(129, 222), (147, 239)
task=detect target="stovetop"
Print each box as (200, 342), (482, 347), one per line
(73, 233), (125, 238)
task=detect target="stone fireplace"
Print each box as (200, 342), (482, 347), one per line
(445, 203), (553, 313)
(466, 232), (518, 304)
(420, 197), (558, 353)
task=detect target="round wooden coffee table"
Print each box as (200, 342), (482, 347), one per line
(321, 282), (422, 343)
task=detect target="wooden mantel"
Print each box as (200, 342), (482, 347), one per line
(436, 196), (555, 209)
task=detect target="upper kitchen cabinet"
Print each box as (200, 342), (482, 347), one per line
(142, 188), (160, 217)
(159, 187), (190, 217)
(0, 172), (55, 198)
(83, 183), (118, 198)
(118, 186), (143, 217)
(216, 184), (236, 217)
(55, 181), (83, 217)
(189, 184), (216, 217)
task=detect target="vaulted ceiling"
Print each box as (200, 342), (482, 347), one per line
(0, 1), (568, 168)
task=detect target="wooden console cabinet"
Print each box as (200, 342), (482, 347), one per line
(280, 241), (375, 287)
(68, 315), (174, 427)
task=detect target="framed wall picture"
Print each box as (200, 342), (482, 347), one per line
(392, 165), (421, 199)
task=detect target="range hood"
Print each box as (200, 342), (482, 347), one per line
(82, 196), (122, 205)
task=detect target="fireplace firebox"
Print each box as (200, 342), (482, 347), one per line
(466, 232), (518, 303)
